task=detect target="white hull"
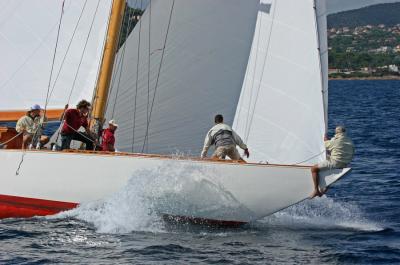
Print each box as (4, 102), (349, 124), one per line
(0, 150), (350, 223)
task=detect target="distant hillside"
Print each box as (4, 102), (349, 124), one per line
(328, 3), (400, 28)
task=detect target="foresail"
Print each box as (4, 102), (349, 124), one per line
(105, 0), (260, 154)
(0, 0), (112, 111)
(233, 0), (327, 165)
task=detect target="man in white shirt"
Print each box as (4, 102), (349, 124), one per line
(15, 104), (49, 149)
(310, 126), (355, 198)
(201, 114), (250, 161)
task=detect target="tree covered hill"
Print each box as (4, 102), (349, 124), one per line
(328, 2), (400, 28)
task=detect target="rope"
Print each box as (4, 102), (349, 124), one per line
(131, 0), (143, 152)
(142, 0), (175, 153)
(0, 131), (23, 147)
(243, 14), (262, 142)
(48, 0), (89, 100)
(244, 0), (278, 142)
(104, 3), (130, 115)
(110, 4), (132, 118)
(63, 123), (97, 145)
(43, 0), (65, 121)
(292, 150), (326, 165)
(15, 152), (26, 176)
(67, 0), (102, 104)
(145, 0), (152, 153)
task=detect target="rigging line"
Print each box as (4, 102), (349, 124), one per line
(43, 0), (65, 120)
(30, 0), (64, 154)
(243, 13), (263, 143)
(0, 131), (23, 147)
(244, 0), (278, 142)
(292, 150), (326, 165)
(66, 0), (102, 104)
(106, 3), (130, 115)
(111, 3), (135, 118)
(15, 151), (26, 176)
(131, 0), (143, 153)
(48, 0), (89, 101)
(141, 0), (175, 153)
(146, 0), (152, 153)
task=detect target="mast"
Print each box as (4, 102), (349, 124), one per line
(91, 0), (126, 130)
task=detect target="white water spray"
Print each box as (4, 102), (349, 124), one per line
(262, 196), (383, 231)
(55, 160), (254, 233)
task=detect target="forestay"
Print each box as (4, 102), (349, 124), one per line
(0, 0), (112, 110)
(105, 0), (260, 154)
(233, 0), (328, 165)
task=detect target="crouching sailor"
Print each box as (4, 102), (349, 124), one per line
(101, 120), (118, 152)
(201, 114), (250, 161)
(16, 104), (49, 149)
(60, 100), (95, 151)
(310, 126), (355, 198)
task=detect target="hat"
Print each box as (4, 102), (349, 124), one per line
(30, 104), (42, 111)
(109, 119), (118, 127)
(335, 126), (346, 134)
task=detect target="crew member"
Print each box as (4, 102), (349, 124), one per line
(15, 104), (49, 149)
(101, 120), (118, 152)
(201, 114), (250, 161)
(60, 100), (94, 150)
(310, 126), (355, 198)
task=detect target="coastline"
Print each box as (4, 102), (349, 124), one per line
(329, 76), (400, 80)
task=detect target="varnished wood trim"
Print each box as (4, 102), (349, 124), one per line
(0, 109), (64, 122)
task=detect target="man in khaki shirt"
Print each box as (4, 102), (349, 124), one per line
(201, 114), (250, 161)
(310, 126), (355, 198)
(16, 104), (49, 149)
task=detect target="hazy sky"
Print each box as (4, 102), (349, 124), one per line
(128, 0), (400, 14)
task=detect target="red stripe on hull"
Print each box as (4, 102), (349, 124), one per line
(162, 214), (247, 228)
(0, 194), (78, 219)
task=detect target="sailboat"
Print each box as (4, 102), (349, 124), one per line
(0, 0), (351, 225)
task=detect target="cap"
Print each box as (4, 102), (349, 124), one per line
(109, 119), (118, 127)
(30, 104), (42, 111)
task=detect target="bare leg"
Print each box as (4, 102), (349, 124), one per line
(22, 134), (32, 149)
(310, 166), (322, 198)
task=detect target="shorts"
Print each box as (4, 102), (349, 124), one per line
(212, 145), (242, 160)
(317, 159), (346, 170)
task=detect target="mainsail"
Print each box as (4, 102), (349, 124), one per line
(105, 0), (260, 154)
(0, 0), (112, 111)
(107, 0), (328, 164)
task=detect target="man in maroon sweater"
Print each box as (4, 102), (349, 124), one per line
(60, 100), (94, 150)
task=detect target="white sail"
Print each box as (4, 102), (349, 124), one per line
(233, 0), (327, 165)
(316, 0), (329, 130)
(105, 0), (260, 154)
(0, 0), (112, 111)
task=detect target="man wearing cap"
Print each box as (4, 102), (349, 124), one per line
(60, 99), (95, 150)
(310, 126), (355, 198)
(101, 120), (118, 152)
(16, 104), (49, 149)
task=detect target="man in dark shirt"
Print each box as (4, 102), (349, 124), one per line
(101, 120), (118, 152)
(60, 100), (94, 150)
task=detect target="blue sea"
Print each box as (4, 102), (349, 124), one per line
(1, 80), (399, 264)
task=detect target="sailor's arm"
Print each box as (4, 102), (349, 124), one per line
(232, 130), (248, 150)
(200, 131), (212, 158)
(15, 117), (27, 133)
(324, 138), (334, 151)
